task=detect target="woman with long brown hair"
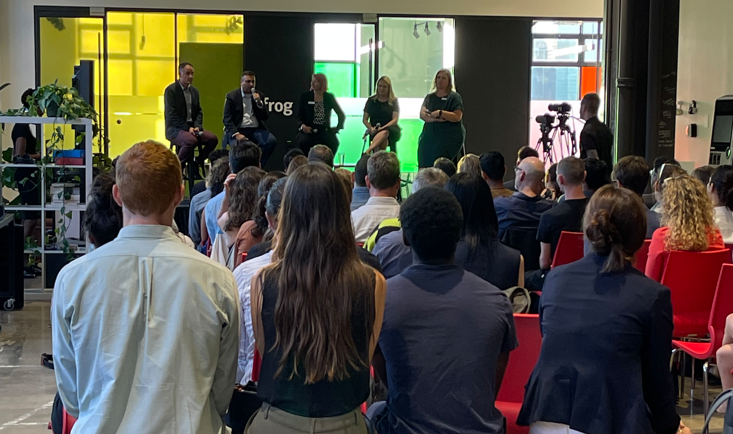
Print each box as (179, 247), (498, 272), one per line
(417, 68), (465, 168)
(248, 164), (386, 433)
(645, 174), (725, 281)
(363, 76), (401, 154)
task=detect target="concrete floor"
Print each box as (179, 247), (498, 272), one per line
(0, 300), (728, 433)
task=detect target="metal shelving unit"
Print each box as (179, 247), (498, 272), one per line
(0, 116), (93, 290)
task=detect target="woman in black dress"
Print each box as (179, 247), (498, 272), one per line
(363, 76), (400, 154)
(12, 88), (42, 239)
(417, 69), (465, 168)
(296, 73), (346, 156)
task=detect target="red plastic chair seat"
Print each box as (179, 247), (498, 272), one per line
(673, 311), (711, 338)
(495, 401), (529, 434)
(672, 340), (713, 359)
(551, 231), (584, 268)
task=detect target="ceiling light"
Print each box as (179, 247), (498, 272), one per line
(424, 23), (431, 36)
(413, 24), (420, 39)
(436, 21), (443, 32)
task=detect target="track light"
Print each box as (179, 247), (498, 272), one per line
(436, 21), (443, 32)
(424, 23), (431, 36)
(413, 23), (420, 39)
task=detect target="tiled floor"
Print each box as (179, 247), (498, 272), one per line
(0, 300), (728, 433)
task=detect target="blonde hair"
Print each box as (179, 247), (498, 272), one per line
(661, 174), (716, 251)
(431, 68), (455, 93)
(311, 73), (328, 92)
(371, 76), (397, 105)
(457, 154), (481, 178)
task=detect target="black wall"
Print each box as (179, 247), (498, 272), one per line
(455, 16), (532, 169)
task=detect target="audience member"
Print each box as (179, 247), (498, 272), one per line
(692, 165), (716, 187)
(352, 151), (401, 243)
(582, 157), (610, 196)
(433, 157), (457, 178)
(518, 185), (688, 434)
(189, 148), (229, 198)
(537, 157), (588, 270)
(457, 153), (481, 178)
(285, 154), (308, 175)
(351, 154), (371, 211)
(202, 140), (261, 244)
(612, 156), (661, 238)
(645, 156), (680, 209)
(708, 165), (733, 243)
(651, 164), (687, 215)
(447, 173), (524, 289)
(52, 141), (239, 434)
(188, 158), (229, 246)
(542, 163), (560, 201)
(494, 156), (554, 237)
(716, 314), (733, 412)
(370, 168), (449, 278)
(308, 144), (334, 168)
(248, 164), (386, 433)
(335, 168), (354, 190)
(369, 187), (517, 434)
(480, 151), (514, 199)
(83, 174), (123, 248)
(282, 148), (304, 171)
(646, 174), (724, 282)
(504, 146), (540, 191)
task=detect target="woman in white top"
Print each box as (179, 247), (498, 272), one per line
(708, 164), (733, 244)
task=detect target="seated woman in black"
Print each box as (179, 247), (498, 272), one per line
(362, 76), (400, 154)
(12, 88), (42, 240)
(518, 185), (690, 434)
(296, 73), (346, 156)
(249, 164), (386, 433)
(445, 172), (523, 290)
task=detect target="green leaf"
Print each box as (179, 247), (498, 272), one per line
(1, 148), (13, 163)
(57, 191), (63, 199)
(65, 211), (72, 219)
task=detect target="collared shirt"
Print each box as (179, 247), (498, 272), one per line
(351, 196), (401, 243)
(351, 186), (370, 211)
(372, 228), (412, 279)
(240, 90), (259, 129)
(233, 250), (273, 384)
(52, 225), (240, 434)
(494, 191), (555, 238)
(205, 191), (226, 243)
(189, 188), (213, 246)
(180, 82), (193, 123)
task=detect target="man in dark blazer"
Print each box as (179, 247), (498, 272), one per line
(164, 62), (219, 165)
(223, 71), (277, 166)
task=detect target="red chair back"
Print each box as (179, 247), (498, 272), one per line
(496, 314), (542, 403)
(62, 409), (77, 434)
(551, 231), (584, 268)
(633, 239), (651, 272)
(660, 249), (732, 336)
(709, 264), (733, 351)
(252, 349), (262, 382)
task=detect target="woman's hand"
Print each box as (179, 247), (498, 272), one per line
(678, 422), (691, 434)
(224, 173), (236, 197)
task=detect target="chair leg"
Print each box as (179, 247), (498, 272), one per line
(690, 357), (696, 402)
(703, 360), (710, 416)
(680, 354), (686, 401)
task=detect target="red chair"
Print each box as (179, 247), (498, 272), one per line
(252, 349), (262, 382)
(632, 239), (651, 272)
(62, 410), (76, 434)
(672, 263), (733, 415)
(550, 231), (584, 268)
(660, 249), (731, 337)
(496, 314), (542, 434)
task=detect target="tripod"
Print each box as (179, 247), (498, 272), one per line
(534, 113), (578, 164)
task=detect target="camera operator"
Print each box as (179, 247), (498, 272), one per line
(579, 92), (613, 168)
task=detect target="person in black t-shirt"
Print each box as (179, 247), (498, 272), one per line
(12, 88), (42, 238)
(579, 92), (613, 169)
(417, 69), (466, 168)
(363, 76), (401, 154)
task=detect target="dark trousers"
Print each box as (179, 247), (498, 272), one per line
(297, 129), (340, 156)
(172, 129), (219, 164)
(231, 127), (278, 167)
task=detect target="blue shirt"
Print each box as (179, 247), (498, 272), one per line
(204, 191), (226, 243)
(494, 192), (555, 238)
(351, 186), (370, 211)
(374, 264), (517, 434)
(372, 229), (412, 279)
(188, 188), (213, 246)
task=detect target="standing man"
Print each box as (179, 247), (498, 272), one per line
(52, 141), (239, 434)
(164, 62), (219, 165)
(223, 71), (278, 166)
(579, 92), (614, 168)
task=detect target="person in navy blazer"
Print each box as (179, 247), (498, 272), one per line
(517, 185), (690, 434)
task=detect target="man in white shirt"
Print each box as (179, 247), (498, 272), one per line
(52, 141), (240, 434)
(352, 151), (401, 243)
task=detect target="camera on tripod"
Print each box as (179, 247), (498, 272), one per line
(548, 102), (572, 114)
(533, 101), (577, 163)
(535, 113), (556, 126)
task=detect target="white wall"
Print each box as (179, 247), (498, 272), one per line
(675, 0), (733, 168)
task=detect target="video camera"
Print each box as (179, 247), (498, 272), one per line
(548, 102), (572, 114)
(535, 113), (555, 126)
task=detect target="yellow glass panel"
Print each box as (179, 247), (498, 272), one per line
(107, 12), (133, 26)
(80, 29), (102, 54)
(135, 13), (175, 57)
(39, 18), (78, 87)
(108, 60), (133, 96)
(136, 60), (175, 96)
(177, 14), (243, 44)
(107, 30), (131, 55)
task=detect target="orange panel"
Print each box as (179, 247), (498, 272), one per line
(581, 66), (602, 97)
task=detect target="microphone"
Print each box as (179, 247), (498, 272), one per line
(252, 87), (264, 108)
(363, 123), (381, 140)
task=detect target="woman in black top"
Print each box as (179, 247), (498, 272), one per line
(249, 164), (386, 433)
(418, 69), (465, 168)
(445, 173), (524, 290)
(518, 185), (689, 434)
(12, 88), (42, 237)
(362, 76), (400, 154)
(296, 73), (346, 156)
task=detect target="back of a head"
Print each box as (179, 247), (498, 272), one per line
(258, 171), (287, 199)
(401, 187), (463, 263)
(662, 174), (714, 251)
(457, 154), (481, 178)
(230, 140), (262, 173)
(612, 156), (649, 196)
(354, 154), (370, 187)
(518, 156), (545, 187)
(209, 158), (231, 196)
(84, 174), (123, 247)
(412, 167), (450, 193)
(433, 157), (457, 178)
(517, 146), (539, 163)
(581, 92), (601, 116)
(692, 165), (716, 187)
(115, 140), (182, 216)
(479, 151), (506, 182)
(658, 165), (687, 195)
(268, 164), (373, 383)
(653, 156), (679, 174)
(265, 177), (288, 217)
(444, 173), (499, 250)
(584, 184), (646, 273)
(711, 165), (733, 211)
(334, 168), (354, 192)
(226, 166), (266, 231)
(283, 148), (305, 170)
(286, 155), (308, 175)
(584, 158), (610, 191)
(207, 148), (229, 165)
(368, 151), (401, 191)
(308, 144), (334, 168)
(557, 156), (586, 187)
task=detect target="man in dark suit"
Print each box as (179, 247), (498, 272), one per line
(223, 71), (277, 166)
(579, 92), (614, 169)
(164, 62), (219, 165)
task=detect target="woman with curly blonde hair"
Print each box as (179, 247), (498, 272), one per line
(645, 173), (725, 281)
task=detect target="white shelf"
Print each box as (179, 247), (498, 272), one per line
(0, 164), (87, 169)
(6, 203), (86, 211)
(0, 115), (92, 126)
